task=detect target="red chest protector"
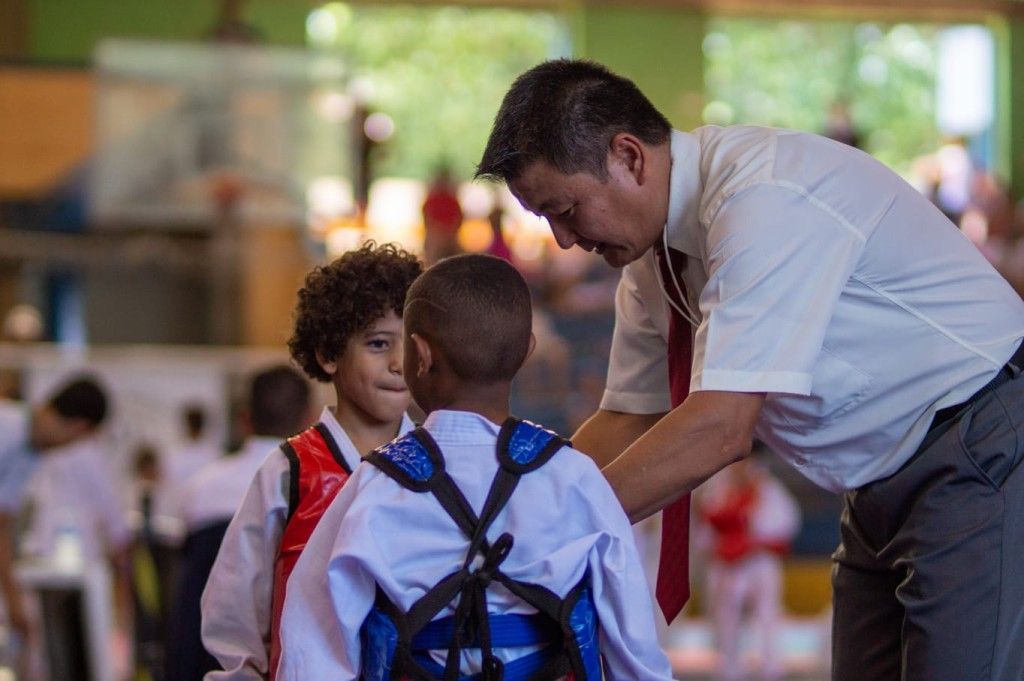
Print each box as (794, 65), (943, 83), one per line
(269, 422), (353, 679)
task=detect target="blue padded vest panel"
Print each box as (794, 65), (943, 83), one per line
(506, 420), (559, 466)
(568, 587), (602, 681)
(378, 434), (435, 483)
(361, 606), (400, 681)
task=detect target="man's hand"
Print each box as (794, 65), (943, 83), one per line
(604, 390), (764, 522)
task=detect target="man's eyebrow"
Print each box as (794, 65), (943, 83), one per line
(535, 199), (556, 215)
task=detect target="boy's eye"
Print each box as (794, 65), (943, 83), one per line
(558, 205), (575, 219)
(367, 339), (389, 350)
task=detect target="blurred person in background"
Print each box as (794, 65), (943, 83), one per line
(165, 366), (311, 681)
(154, 404), (220, 540)
(696, 454), (800, 681)
(486, 200), (513, 262)
(22, 420), (135, 680)
(822, 99), (861, 150)
(201, 242), (421, 681)
(0, 376), (108, 645)
(129, 444), (167, 681)
(422, 166), (464, 265)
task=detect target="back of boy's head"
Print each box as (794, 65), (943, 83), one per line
(249, 365), (310, 439)
(288, 242), (422, 382)
(47, 376), (108, 428)
(405, 254), (532, 383)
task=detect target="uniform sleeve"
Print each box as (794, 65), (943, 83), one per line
(201, 449), (289, 681)
(575, 459), (674, 680)
(277, 465), (378, 680)
(691, 183), (865, 395)
(600, 261), (672, 414)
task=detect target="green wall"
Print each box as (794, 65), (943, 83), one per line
(1006, 17), (1024, 202)
(22, 1), (1023, 201)
(575, 5), (706, 132)
(27, 0), (308, 63)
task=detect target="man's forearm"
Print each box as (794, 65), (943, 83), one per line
(603, 391), (764, 523)
(572, 409), (666, 469)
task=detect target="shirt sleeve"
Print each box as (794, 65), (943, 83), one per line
(601, 261), (672, 414)
(0, 406), (35, 513)
(277, 465), (377, 680)
(574, 459), (674, 680)
(691, 182), (865, 395)
(201, 449), (289, 681)
(89, 455), (132, 552)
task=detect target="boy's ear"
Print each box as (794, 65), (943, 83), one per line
(411, 333), (433, 377)
(524, 332), (537, 364)
(315, 349), (337, 376)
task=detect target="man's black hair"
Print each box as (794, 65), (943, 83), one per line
(404, 254), (532, 384)
(47, 376), (108, 428)
(476, 59), (671, 184)
(249, 365), (310, 439)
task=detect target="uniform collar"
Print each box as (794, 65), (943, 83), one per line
(318, 406), (415, 468)
(422, 409), (501, 442)
(662, 129), (704, 258)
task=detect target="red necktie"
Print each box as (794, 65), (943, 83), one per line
(653, 244), (693, 624)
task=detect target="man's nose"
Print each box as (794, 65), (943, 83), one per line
(549, 221), (576, 250)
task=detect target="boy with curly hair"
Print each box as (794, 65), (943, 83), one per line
(201, 242), (422, 681)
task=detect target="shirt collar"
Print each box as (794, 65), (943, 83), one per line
(421, 409), (501, 444)
(319, 406), (416, 468)
(663, 129), (704, 258)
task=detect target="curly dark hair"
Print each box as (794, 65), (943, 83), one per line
(288, 242), (423, 382)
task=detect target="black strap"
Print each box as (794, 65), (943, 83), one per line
(314, 422), (353, 474)
(280, 442), (300, 522)
(370, 419), (582, 680)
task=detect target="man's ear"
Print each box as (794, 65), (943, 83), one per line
(315, 349), (337, 377)
(608, 132), (646, 184)
(411, 333), (434, 378)
(524, 332), (537, 364)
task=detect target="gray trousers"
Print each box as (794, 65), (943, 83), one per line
(832, 366), (1024, 681)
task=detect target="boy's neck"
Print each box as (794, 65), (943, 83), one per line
(331, 406), (403, 456)
(429, 382), (512, 426)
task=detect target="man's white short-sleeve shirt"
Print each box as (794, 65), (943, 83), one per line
(602, 126), (1024, 491)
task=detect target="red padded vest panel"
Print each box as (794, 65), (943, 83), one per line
(268, 424), (351, 679)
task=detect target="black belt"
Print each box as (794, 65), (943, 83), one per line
(929, 339), (1024, 434)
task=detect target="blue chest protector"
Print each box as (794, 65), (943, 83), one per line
(360, 418), (603, 681)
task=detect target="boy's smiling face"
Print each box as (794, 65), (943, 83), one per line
(323, 310), (409, 427)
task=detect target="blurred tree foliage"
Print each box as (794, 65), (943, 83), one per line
(704, 18), (943, 174)
(309, 3), (565, 182)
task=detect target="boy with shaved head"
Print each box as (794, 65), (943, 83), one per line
(278, 254), (672, 680)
